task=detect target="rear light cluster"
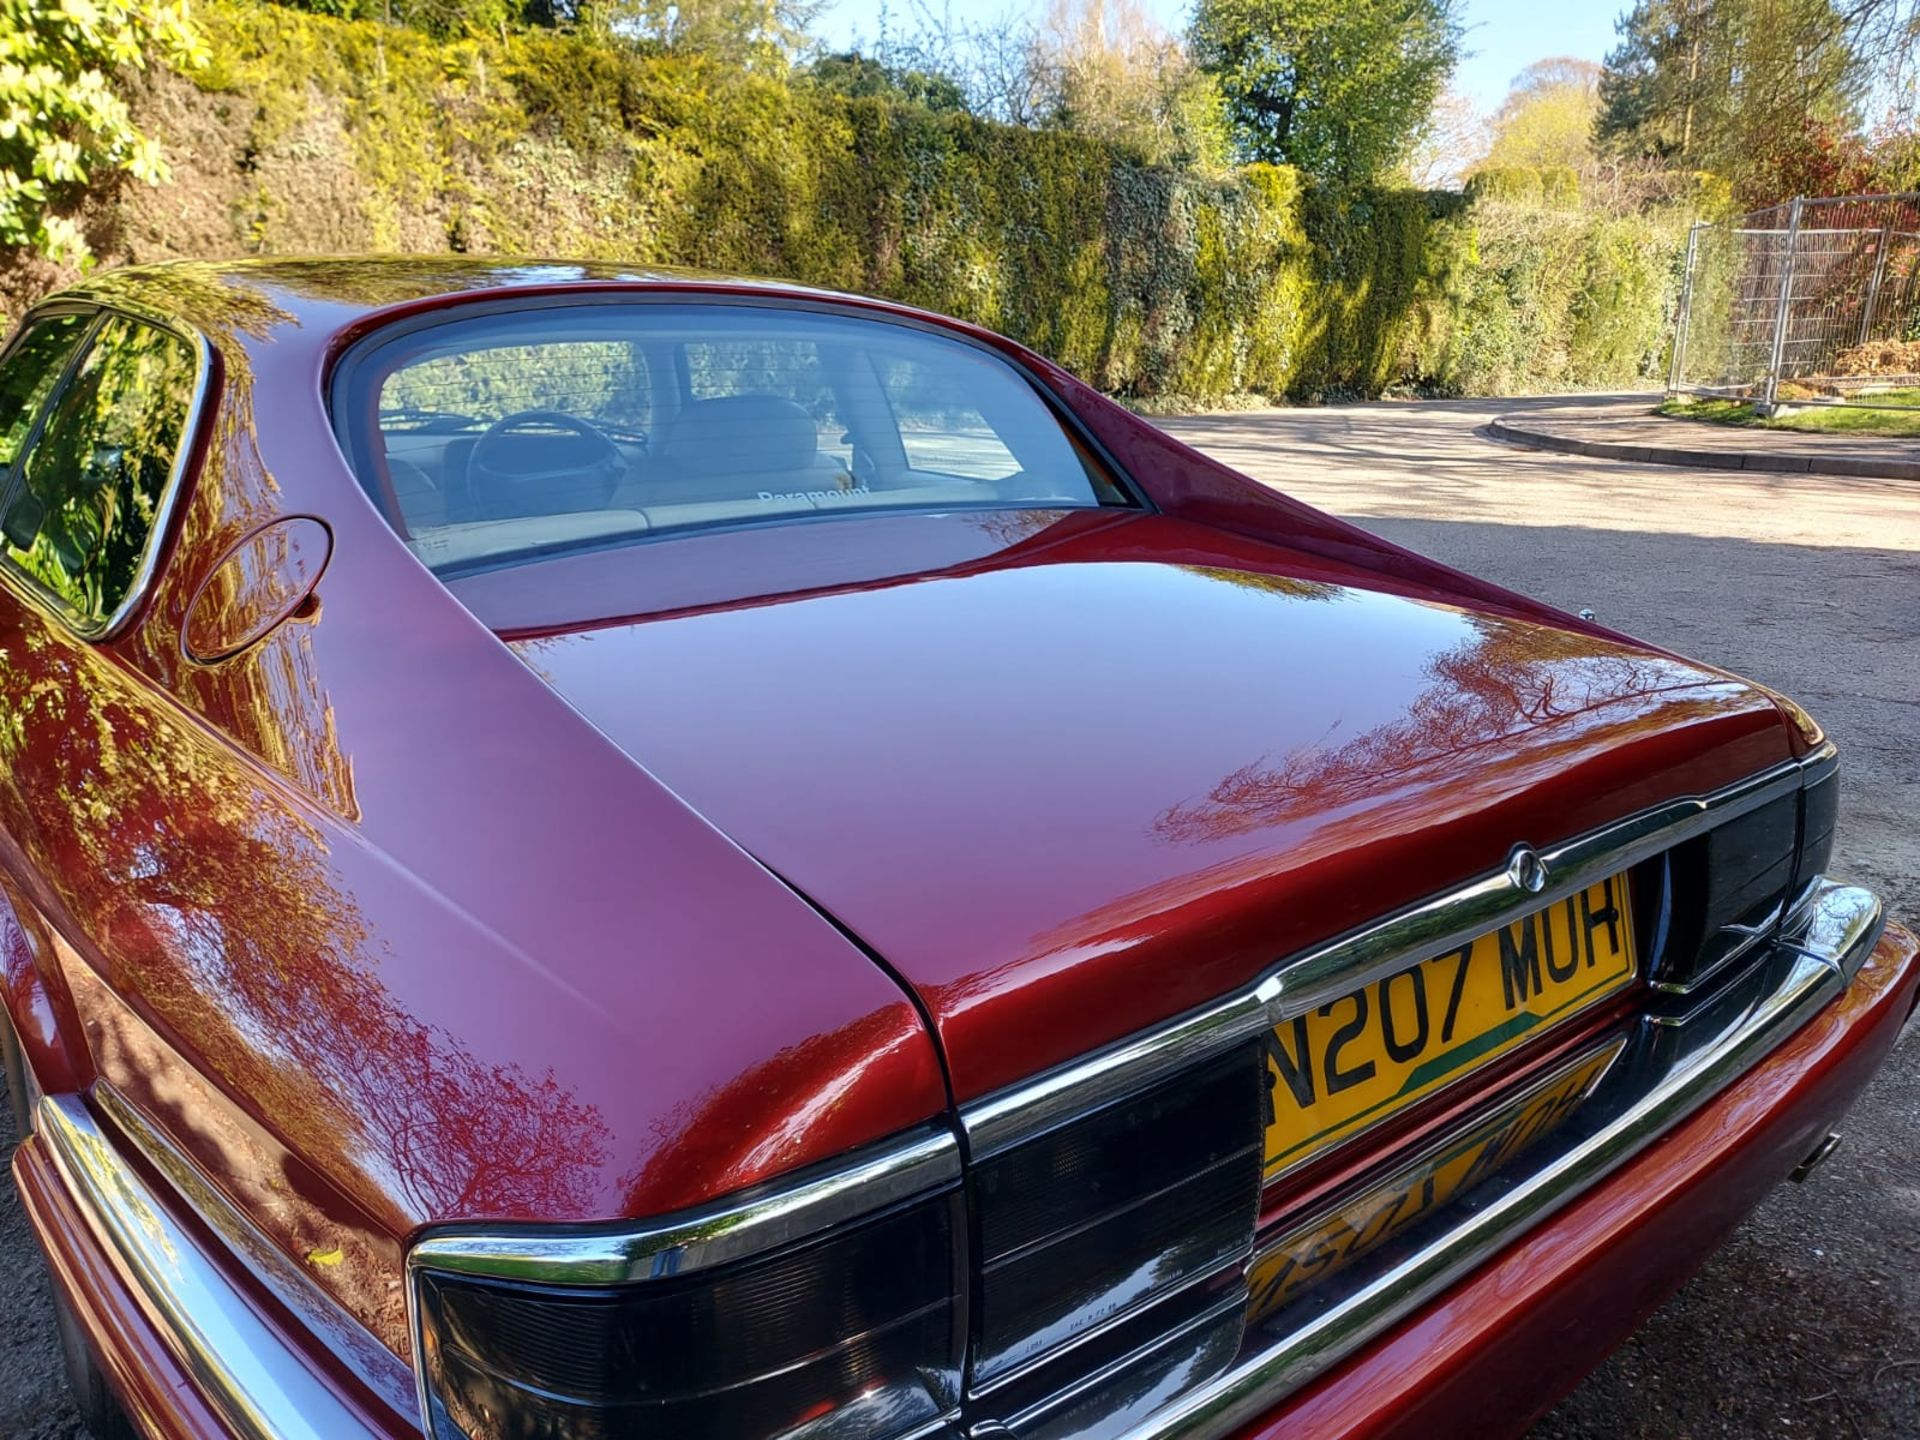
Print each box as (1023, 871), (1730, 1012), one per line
(412, 1049), (1263, 1440)
(1795, 763), (1839, 892)
(1654, 756), (1840, 993)
(968, 1044), (1263, 1418)
(415, 1191), (964, 1440)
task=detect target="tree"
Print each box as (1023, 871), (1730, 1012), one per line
(857, 3), (1055, 127)
(1400, 89), (1487, 188)
(850, 0), (1228, 159)
(1482, 58), (1601, 172)
(1189, 0), (1463, 182)
(1845, 0), (1920, 119)
(1596, 0), (1868, 201)
(582, 0), (822, 65)
(803, 50), (969, 110)
(1033, 0), (1229, 167)
(1872, 124), (1920, 191)
(1745, 112), (1878, 199)
(0, 0), (205, 264)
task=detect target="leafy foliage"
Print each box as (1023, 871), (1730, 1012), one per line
(1483, 59), (1601, 173)
(5, 315), (193, 625)
(579, 0), (821, 68)
(1188, 0), (1463, 182)
(834, 0), (1229, 168)
(0, 0), (205, 262)
(6, 2), (1688, 404)
(803, 50), (968, 112)
(269, 0), (518, 36)
(1029, 0), (1229, 169)
(1594, 0), (1920, 204)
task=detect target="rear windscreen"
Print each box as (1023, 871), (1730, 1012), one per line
(335, 302), (1128, 574)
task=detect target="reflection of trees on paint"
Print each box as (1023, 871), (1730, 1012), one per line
(964, 507), (1077, 548)
(0, 622), (608, 1221)
(92, 262), (292, 527)
(180, 552), (362, 820)
(1154, 616), (1709, 845)
(1179, 565), (1342, 603)
(192, 258), (626, 311)
(618, 1006), (920, 1216)
(79, 267), (364, 819)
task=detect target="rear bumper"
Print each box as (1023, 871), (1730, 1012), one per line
(1232, 902), (1920, 1440)
(12, 1103), (407, 1440)
(11, 887), (1918, 1440)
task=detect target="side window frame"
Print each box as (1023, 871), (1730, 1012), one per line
(0, 303), (213, 642)
(0, 304), (104, 497)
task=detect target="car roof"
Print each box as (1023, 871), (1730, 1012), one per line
(38, 258), (927, 367)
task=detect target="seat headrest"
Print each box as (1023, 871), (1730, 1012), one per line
(659, 394), (819, 477)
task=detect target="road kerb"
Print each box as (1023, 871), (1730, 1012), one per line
(1487, 416), (1920, 482)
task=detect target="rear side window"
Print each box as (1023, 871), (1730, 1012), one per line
(0, 315), (199, 631)
(337, 303), (1129, 575)
(0, 313), (91, 474)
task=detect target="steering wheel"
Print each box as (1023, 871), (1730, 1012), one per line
(463, 410), (625, 521)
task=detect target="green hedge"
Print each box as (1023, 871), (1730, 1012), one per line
(27, 4), (1689, 403)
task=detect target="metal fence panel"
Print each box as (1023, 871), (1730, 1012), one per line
(1669, 191), (1920, 414)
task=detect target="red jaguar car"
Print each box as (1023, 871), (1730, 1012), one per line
(0, 260), (1912, 1440)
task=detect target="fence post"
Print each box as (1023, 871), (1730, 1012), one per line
(1669, 222), (1703, 395)
(1858, 220), (1893, 346)
(1761, 196), (1804, 414)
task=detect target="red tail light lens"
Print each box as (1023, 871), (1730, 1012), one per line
(414, 1191), (965, 1440)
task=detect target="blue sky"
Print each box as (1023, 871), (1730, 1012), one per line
(811, 0), (1627, 114)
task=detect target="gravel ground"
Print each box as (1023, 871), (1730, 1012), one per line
(2, 394), (1915, 1438)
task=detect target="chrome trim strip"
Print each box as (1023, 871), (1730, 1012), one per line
(1782, 876), (1883, 981)
(32, 1094), (388, 1440)
(1799, 740), (1840, 789)
(966, 749), (1828, 1159)
(91, 1083), (420, 1422)
(407, 1123), (960, 1287)
(1004, 1290), (1249, 1434)
(1104, 881), (1884, 1440)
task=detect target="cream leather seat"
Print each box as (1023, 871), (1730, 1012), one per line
(642, 394), (850, 505)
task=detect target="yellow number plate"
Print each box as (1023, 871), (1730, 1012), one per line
(1263, 872), (1636, 1180)
(1249, 1040), (1624, 1320)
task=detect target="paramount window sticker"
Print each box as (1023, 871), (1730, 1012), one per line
(757, 485), (873, 502)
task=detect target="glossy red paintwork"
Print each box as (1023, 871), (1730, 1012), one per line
(514, 511), (1789, 1099)
(0, 259), (1866, 1409)
(181, 514), (332, 661)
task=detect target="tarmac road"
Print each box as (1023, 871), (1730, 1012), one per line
(1, 393), (1915, 1438)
